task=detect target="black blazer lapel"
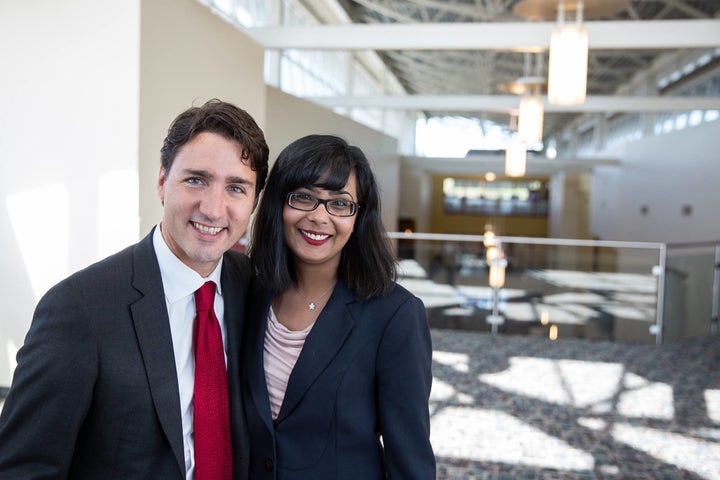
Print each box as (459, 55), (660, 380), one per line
(129, 232), (185, 475)
(221, 251), (252, 478)
(277, 285), (356, 423)
(245, 285), (276, 433)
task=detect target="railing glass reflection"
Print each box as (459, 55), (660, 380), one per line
(390, 232), (666, 344)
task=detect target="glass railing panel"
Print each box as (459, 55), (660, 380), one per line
(390, 233), (665, 344)
(664, 243), (720, 341)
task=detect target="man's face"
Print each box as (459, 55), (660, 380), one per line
(157, 131), (257, 276)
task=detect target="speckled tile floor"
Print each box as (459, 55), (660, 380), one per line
(1, 331), (717, 479)
(429, 329), (720, 480)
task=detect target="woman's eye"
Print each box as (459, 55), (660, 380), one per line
(331, 199), (351, 207)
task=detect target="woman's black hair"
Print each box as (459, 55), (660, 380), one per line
(249, 134), (396, 300)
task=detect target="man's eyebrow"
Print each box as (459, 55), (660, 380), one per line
(227, 176), (254, 185)
(183, 168), (212, 177)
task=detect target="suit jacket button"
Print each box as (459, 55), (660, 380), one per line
(264, 458), (274, 471)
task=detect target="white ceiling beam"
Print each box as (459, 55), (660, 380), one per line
(243, 19), (720, 51)
(402, 155), (621, 175)
(305, 95), (720, 113)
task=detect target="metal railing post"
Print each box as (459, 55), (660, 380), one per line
(652, 244), (667, 345)
(711, 244), (720, 336)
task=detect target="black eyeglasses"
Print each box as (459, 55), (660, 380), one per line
(287, 192), (358, 217)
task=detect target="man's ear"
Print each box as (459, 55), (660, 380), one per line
(157, 166), (166, 206)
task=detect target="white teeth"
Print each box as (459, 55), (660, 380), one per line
(301, 230), (329, 241)
(194, 222), (223, 235)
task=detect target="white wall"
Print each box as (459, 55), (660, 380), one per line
(265, 87), (400, 231)
(591, 119), (720, 243)
(0, 0), (141, 386)
(0, 0), (267, 387)
(589, 120), (720, 340)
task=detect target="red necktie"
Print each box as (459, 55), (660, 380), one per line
(193, 281), (232, 480)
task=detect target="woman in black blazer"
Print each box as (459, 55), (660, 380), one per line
(242, 134), (435, 479)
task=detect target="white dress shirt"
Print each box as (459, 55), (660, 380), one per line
(153, 226), (227, 480)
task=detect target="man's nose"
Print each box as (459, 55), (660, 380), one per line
(199, 188), (226, 220)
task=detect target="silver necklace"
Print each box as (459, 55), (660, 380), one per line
(296, 284), (335, 311)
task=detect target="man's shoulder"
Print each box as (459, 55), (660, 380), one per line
(34, 240), (146, 309)
(53, 235), (152, 291)
(222, 249), (253, 281)
(73, 240), (143, 278)
(223, 249), (251, 270)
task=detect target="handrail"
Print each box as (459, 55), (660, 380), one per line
(388, 231), (664, 250)
(666, 240), (720, 249)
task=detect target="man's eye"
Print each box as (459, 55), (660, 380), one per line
(229, 185), (246, 194)
(186, 177), (203, 185)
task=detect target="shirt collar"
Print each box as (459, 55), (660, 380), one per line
(153, 225), (223, 304)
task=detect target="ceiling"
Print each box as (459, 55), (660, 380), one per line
(330, 0), (720, 140)
(235, 0), (720, 173)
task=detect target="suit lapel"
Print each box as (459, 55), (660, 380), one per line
(245, 285), (276, 433)
(277, 285), (356, 423)
(130, 232), (185, 475)
(221, 252), (251, 475)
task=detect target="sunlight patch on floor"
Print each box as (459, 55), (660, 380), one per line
(618, 372), (674, 420)
(612, 422), (720, 479)
(479, 356), (623, 408)
(705, 389), (720, 424)
(431, 406), (595, 471)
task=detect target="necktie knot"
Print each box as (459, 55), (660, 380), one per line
(194, 281), (216, 314)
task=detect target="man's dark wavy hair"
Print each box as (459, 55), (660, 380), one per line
(160, 99), (269, 199)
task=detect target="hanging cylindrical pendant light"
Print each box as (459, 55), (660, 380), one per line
(518, 85), (544, 143)
(505, 142), (527, 177)
(547, 0), (588, 105)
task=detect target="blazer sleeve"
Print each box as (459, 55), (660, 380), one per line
(375, 294), (436, 480)
(0, 280), (97, 478)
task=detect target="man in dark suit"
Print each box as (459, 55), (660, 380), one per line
(0, 99), (269, 480)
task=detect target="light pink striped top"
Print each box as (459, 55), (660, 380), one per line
(263, 307), (315, 420)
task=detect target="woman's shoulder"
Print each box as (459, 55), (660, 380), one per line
(359, 282), (423, 310)
(386, 282), (415, 300)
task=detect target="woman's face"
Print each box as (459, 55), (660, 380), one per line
(282, 171), (358, 271)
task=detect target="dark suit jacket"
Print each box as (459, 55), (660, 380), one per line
(0, 229), (252, 479)
(242, 280), (436, 480)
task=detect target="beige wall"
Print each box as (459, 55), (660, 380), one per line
(549, 172), (592, 240)
(138, 0), (266, 234)
(265, 87), (400, 231)
(399, 168), (433, 234)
